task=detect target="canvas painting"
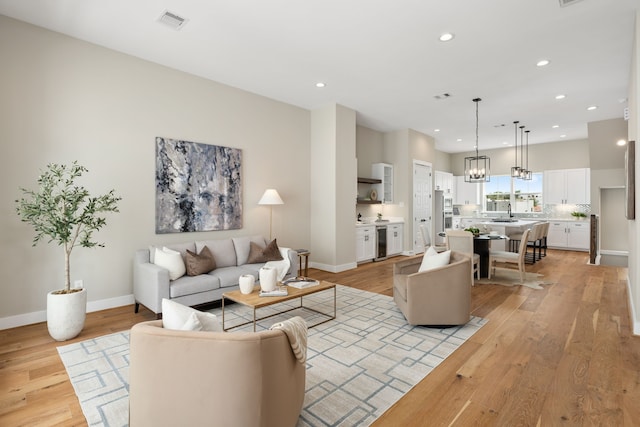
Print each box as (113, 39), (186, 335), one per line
(155, 137), (242, 233)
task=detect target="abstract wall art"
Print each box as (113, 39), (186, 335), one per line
(155, 137), (242, 233)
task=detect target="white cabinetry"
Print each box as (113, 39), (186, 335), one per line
(372, 163), (393, 203)
(454, 176), (481, 205)
(547, 221), (589, 250)
(435, 171), (453, 194)
(356, 226), (376, 262)
(544, 168), (590, 204)
(387, 223), (404, 256)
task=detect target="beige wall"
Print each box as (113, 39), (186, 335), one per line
(0, 16), (311, 322)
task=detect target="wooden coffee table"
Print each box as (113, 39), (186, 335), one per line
(221, 280), (336, 331)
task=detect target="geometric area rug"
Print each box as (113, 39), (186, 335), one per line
(57, 284), (487, 427)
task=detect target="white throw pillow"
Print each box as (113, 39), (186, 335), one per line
(418, 247), (451, 272)
(162, 298), (222, 332)
(154, 247), (186, 280)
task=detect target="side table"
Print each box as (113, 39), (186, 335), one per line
(295, 249), (310, 277)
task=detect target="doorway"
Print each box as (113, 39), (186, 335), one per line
(413, 161), (432, 254)
(599, 186), (628, 266)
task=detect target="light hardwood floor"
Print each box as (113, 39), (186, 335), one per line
(1, 249), (638, 426)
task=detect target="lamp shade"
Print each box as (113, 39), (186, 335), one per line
(258, 189), (284, 205)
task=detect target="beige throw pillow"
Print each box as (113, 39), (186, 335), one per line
(185, 246), (216, 276)
(246, 239), (284, 263)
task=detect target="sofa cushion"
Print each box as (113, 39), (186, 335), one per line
(209, 266), (249, 288)
(247, 239), (284, 263)
(161, 298), (222, 332)
(185, 246), (217, 276)
(196, 239), (237, 268)
(169, 274), (221, 298)
(232, 235), (267, 265)
(419, 247), (451, 272)
(154, 247), (187, 280)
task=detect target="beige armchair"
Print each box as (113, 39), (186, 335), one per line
(129, 320), (306, 427)
(393, 251), (472, 326)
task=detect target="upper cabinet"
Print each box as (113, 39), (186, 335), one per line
(372, 163), (393, 203)
(544, 168), (590, 204)
(435, 171), (454, 194)
(454, 176), (481, 205)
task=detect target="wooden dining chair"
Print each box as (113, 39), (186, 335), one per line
(445, 230), (480, 282)
(488, 228), (531, 283)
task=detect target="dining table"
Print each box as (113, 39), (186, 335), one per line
(438, 232), (507, 278)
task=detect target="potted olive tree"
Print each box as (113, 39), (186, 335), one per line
(16, 162), (121, 341)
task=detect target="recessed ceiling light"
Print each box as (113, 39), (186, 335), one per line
(502, 141), (510, 145)
(536, 59), (550, 67)
(560, 134), (567, 138)
(587, 105), (598, 111)
(552, 125), (560, 128)
(439, 33), (455, 42)
(617, 139), (627, 146)
(434, 129), (440, 132)
(315, 82), (326, 88)
(456, 138), (463, 142)
(555, 94), (566, 100)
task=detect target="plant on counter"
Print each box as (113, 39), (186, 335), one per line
(464, 227), (480, 236)
(571, 212), (587, 219)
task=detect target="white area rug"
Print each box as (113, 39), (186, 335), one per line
(58, 285), (487, 427)
(475, 269), (552, 289)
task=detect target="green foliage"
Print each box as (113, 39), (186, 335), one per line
(571, 211), (587, 218)
(16, 162), (121, 291)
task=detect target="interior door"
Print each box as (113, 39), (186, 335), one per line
(413, 161), (432, 253)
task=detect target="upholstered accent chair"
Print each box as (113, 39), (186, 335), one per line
(129, 320), (306, 427)
(393, 251), (472, 326)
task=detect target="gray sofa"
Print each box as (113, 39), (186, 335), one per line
(133, 235), (298, 316)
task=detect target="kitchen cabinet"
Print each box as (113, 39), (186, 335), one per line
(544, 168), (590, 204)
(435, 171), (453, 194)
(356, 225), (376, 262)
(372, 163), (393, 203)
(386, 223), (404, 256)
(547, 221), (589, 250)
(454, 176), (481, 205)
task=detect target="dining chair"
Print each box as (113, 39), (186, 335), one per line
(420, 224), (446, 252)
(508, 222), (546, 264)
(445, 230), (480, 282)
(488, 228), (531, 283)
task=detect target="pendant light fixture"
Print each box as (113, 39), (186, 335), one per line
(464, 98), (491, 183)
(511, 121), (521, 178)
(523, 130), (532, 180)
(518, 125), (526, 179)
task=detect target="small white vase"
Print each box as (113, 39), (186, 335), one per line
(239, 274), (255, 294)
(259, 267), (277, 292)
(47, 288), (87, 341)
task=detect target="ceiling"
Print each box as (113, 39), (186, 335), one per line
(0, 0), (638, 153)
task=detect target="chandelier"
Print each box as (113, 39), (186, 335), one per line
(464, 98), (491, 183)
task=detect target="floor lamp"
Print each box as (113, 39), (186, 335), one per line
(258, 189), (284, 240)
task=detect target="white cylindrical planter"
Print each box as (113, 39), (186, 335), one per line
(47, 288), (87, 341)
(239, 274), (255, 294)
(259, 267), (277, 292)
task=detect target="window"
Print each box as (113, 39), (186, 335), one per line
(513, 173), (543, 213)
(483, 173), (543, 213)
(484, 175), (510, 212)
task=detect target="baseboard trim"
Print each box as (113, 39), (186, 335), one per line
(0, 294), (135, 330)
(309, 261), (357, 273)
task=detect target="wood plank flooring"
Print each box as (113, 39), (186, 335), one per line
(1, 249), (638, 426)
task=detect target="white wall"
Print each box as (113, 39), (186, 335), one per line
(0, 16), (311, 325)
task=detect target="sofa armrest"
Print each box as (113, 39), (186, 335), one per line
(133, 249), (170, 315)
(285, 249), (298, 277)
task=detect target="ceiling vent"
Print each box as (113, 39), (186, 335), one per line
(158, 10), (188, 30)
(559, 0), (583, 7)
(434, 93), (451, 100)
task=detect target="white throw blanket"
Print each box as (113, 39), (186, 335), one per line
(264, 247), (292, 281)
(270, 316), (308, 364)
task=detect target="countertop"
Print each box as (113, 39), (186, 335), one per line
(356, 218), (404, 227)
